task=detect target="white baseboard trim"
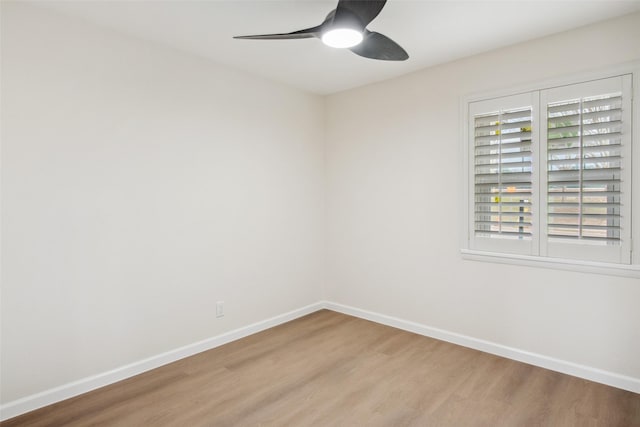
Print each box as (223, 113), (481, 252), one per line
(0, 302), (324, 422)
(323, 301), (640, 394)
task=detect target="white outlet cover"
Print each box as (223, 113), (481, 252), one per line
(216, 301), (224, 318)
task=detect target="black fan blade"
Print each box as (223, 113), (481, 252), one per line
(234, 25), (322, 40)
(334, 0), (387, 28)
(349, 31), (408, 61)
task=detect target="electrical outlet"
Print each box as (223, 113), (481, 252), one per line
(216, 301), (224, 318)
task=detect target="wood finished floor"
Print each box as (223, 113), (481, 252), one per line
(3, 310), (639, 426)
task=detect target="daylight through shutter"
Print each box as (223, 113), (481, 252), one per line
(474, 107), (533, 239)
(546, 93), (623, 243)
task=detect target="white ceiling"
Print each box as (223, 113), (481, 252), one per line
(39, 0), (640, 94)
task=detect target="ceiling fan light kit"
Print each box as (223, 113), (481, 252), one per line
(234, 0), (408, 61)
(321, 28), (363, 48)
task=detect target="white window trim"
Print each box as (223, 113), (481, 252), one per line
(461, 249), (640, 279)
(460, 62), (640, 277)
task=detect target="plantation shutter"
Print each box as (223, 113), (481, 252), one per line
(540, 75), (632, 264)
(469, 93), (538, 255)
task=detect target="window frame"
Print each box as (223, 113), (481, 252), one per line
(461, 64), (640, 278)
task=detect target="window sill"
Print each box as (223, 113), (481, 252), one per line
(461, 249), (640, 278)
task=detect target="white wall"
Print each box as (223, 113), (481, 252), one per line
(326, 13), (640, 380)
(0, 3), (324, 403)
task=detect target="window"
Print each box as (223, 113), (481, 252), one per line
(466, 74), (634, 266)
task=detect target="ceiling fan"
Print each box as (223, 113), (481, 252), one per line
(234, 0), (408, 61)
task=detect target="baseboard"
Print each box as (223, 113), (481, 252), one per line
(0, 301), (324, 422)
(323, 301), (640, 394)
